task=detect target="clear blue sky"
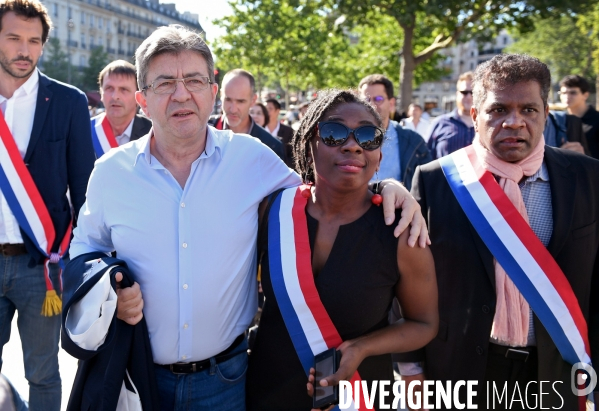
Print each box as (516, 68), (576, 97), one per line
(171, 0), (232, 43)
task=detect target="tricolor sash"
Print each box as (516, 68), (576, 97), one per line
(439, 146), (592, 407)
(268, 186), (373, 411)
(91, 113), (118, 157)
(0, 110), (71, 316)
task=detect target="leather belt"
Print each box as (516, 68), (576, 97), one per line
(0, 243), (27, 257)
(158, 334), (245, 374)
(488, 343), (536, 362)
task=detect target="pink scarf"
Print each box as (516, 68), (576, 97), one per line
(472, 134), (545, 347)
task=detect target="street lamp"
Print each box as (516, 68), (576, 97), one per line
(67, 17), (74, 84)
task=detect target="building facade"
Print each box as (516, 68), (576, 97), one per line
(411, 30), (513, 114)
(40, 0), (203, 75)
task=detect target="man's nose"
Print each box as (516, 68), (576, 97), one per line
(171, 80), (191, 101)
(502, 110), (525, 128)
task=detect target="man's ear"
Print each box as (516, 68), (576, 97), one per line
(251, 93), (257, 106)
(135, 91), (150, 119)
(471, 106), (478, 133)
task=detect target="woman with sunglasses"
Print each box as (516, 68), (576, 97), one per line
(246, 89), (438, 411)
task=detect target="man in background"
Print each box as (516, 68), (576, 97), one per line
(265, 98), (294, 168)
(427, 72), (476, 159)
(91, 60), (152, 157)
(209, 69), (284, 160)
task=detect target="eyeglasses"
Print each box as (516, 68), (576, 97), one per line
(317, 121), (384, 150)
(458, 90), (473, 96)
(558, 90), (580, 96)
(364, 95), (386, 105)
(141, 76), (213, 94)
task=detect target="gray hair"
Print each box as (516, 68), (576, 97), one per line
(135, 25), (214, 90)
(472, 54), (551, 110)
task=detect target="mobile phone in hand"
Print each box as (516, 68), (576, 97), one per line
(313, 348), (340, 410)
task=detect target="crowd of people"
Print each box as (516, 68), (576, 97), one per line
(0, 1), (597, 411)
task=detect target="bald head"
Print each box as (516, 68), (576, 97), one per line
(221, 70), (257, 133)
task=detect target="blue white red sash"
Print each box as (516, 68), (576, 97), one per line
(0, 110), (70, 316)
(268, 186), (373, 411)
(440, 146), (592, 406)
(90, 113), (118, 157)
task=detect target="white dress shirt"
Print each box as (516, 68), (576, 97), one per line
(267, 122), (280, 137)
(115, 117), (135, 146)
(0, 70), (39, 243)
(401, 117), (431, 141)
(70, 127), (301, 364)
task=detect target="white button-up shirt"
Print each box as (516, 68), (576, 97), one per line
(0, 71), (39, 243)
(70, 127), (300, 363)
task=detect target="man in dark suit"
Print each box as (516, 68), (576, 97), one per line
(265, 98), (295, 168)
(93, 59), (151, 154)
(208, 69), (284, 161)
(399, 54), (599, 409)
(0, 1), (95, 410)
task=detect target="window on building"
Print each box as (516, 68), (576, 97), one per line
(106, 37), (110, 49)
(53, 3), (58, 17)
(68, 7), (72, 19)
(90, 15), (94, 28)
(81, 12), (85, 25)
(99, 17), (102, 29)
(503, 37), (508, 45)
(470, 62), (475, 70)
(90, 36), (95, 47)
(80, 55), (86, 67)
(81, 33), (85, 47)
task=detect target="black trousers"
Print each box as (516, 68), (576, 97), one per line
(479, 344), (539, 410)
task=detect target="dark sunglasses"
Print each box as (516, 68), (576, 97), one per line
(317, 121), (384, 150)
(458, 90), (473, 95)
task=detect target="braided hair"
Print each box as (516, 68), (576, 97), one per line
(292, 89), (382, 184)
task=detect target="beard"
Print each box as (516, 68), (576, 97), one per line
(0, 49), (37, 79)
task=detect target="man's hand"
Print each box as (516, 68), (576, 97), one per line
(560, 141), (585, 154)
(379, 179), (430, 248)
(115, 271), (144, 325)
(401, 373), (427, 411)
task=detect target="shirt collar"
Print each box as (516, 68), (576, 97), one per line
(118, 117), (135, 139)
(134, 126), (222, 166)
(523, 161), (550, 184)
(0, 69), (39, 103)
(223, 115), (255, 134)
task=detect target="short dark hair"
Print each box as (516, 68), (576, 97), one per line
(222, 69), (255, 94)
(473, 54), (551, 110)
(358, 74), (395, 100)
(559, 75), (590, 94)
(266, 98), (281, 111)
(98, 59), (137, 89)
(0, 0), (52, 44)
(253, 102), (269, 126)
(292, 89), (382, 183)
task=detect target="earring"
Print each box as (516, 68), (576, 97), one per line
(371, 171), (383, 206)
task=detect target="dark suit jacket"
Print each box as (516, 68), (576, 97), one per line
(390, 120), (432, 191)
(61, 253), (159, 411)
(23, 71), (96, 264)
(402, 146), (599, 409)
(276, 122), (295, 169)
(130, 114), (152, 142)
(208, 115), (285, 161)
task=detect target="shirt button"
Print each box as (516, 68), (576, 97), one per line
(181, 202), (186, 208)
(482, 305), (490, 314)
(183, 323), (188, 329)
(476, 346), (484, 355)
(183, 284), (188, 290)
(182, 242), (188, 248)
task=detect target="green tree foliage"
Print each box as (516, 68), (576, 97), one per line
(577, 3), (599, 108)
(41, 38), (70, 83)
(507, 14), (596, 87)
(79, 46), (110, 92)
(335, 0), (593, 110)
(213, 0), (447, 106)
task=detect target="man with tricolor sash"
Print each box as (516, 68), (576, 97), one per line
(397, 54), (599, 410)
(90, 60), (151, 158)
(0, 0), (95, 410)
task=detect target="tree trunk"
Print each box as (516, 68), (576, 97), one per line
(596, 73), (599, 110)
(399, 23), (415, 114)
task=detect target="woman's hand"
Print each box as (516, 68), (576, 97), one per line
(306, 340), (368, 410)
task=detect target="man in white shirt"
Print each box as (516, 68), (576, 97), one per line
(68, 25), (426, 411)
(0, 1), (95, 410)
(401, 103), (431, 141)
(91, 60), (151, 157)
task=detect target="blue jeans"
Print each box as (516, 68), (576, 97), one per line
(0, 254), (62, 411)
(154, 339), (248, 411)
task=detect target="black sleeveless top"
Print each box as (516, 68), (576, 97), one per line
(246, 199), (401, 411)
